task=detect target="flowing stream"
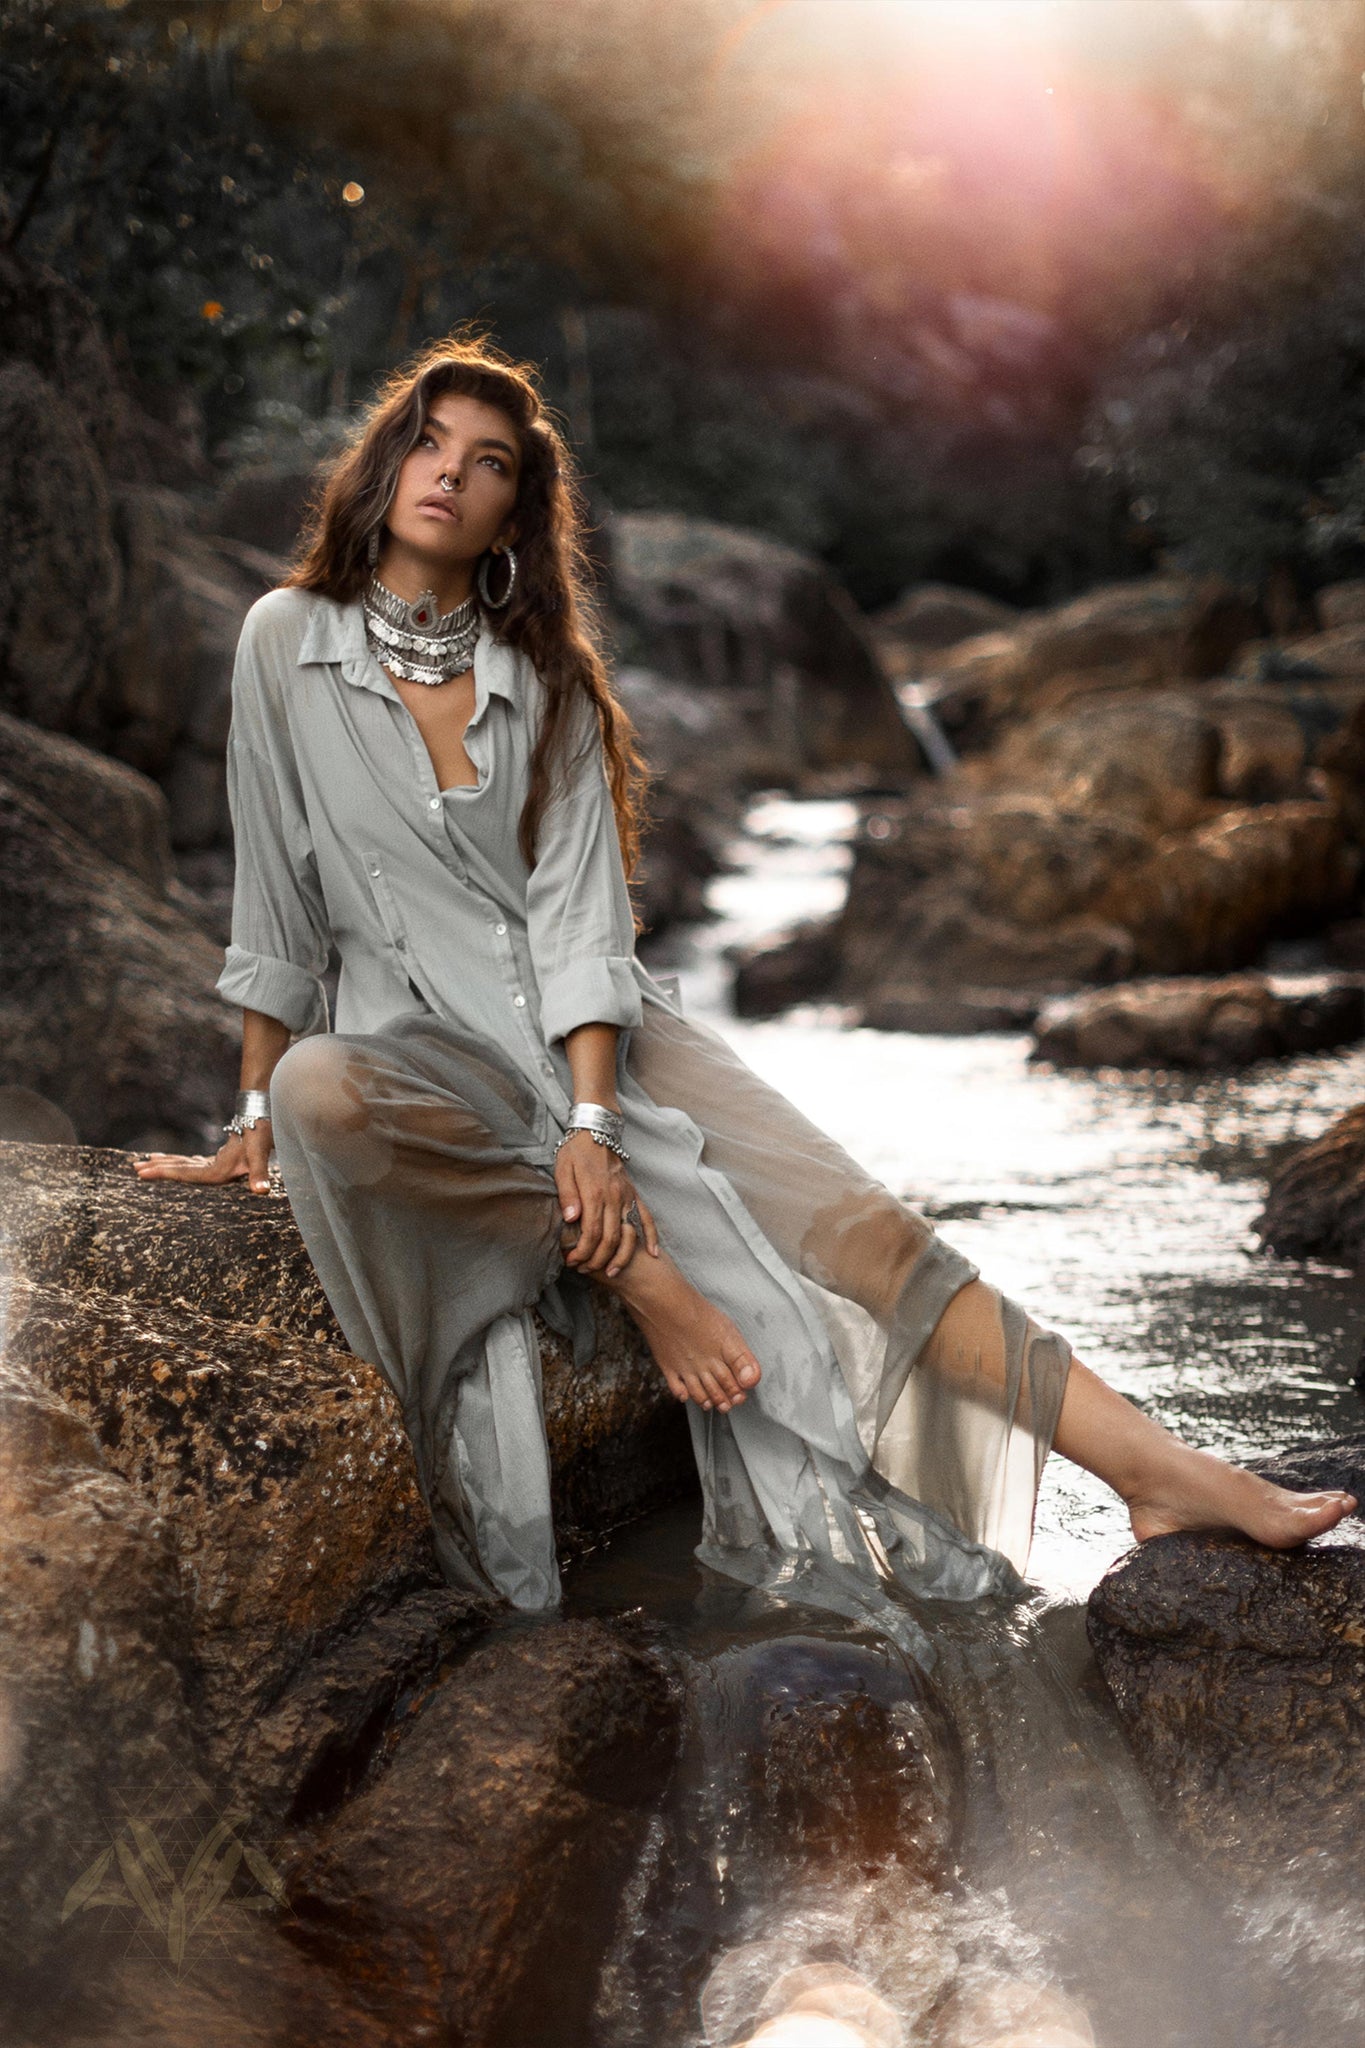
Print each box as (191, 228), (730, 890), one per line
(563, 794), (1365, 2048)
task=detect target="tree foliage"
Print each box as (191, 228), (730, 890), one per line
(5, 0), (1365, 604)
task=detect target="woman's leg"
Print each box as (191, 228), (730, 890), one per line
(923, 1278), (1357, 1546)
(1053, 1348), (1357, 1545)
(628, 999), (1358, 1552)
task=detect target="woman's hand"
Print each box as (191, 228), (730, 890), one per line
(555, 1130), (659, 1280)
(132, 1120), (275, 1194)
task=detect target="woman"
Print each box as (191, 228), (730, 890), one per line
(133, 334), (1355, 1628)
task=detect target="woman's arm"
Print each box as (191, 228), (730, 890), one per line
(555, 1021), (660, 1277)
(133, 1005), (290, 1189)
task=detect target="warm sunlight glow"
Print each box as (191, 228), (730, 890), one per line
(897, 0), (1061, 44)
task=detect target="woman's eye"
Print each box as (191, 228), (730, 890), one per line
(481, 454), (506, 472)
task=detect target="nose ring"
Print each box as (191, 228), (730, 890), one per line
(438, 473), (456, 493)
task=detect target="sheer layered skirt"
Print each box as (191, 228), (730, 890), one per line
(267, 992), (1073, 1631)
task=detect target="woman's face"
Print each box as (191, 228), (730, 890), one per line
(384, 390), (521, 568)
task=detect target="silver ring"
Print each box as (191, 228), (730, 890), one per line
(623, 1201), (642, 1231)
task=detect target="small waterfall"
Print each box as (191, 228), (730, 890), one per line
(893, 680), (958, 778)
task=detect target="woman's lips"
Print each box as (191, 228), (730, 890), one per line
(418, 501), (460, 521)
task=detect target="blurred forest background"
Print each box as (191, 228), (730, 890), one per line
(5, 0), (1365, 611)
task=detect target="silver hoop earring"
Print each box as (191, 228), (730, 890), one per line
(477, 545), (518, 610)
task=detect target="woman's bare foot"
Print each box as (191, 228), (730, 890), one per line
(589, 1236), (761, 1414)
(1125, 1444), (1357, 1548)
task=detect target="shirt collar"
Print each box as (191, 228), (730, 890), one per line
(295, 591), (518, 703)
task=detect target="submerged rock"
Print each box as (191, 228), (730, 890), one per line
(1032, 971), (1365, 1071)
(1253, 1103), (1365, 1267)
(282, 1616), (679, 2048)
(1086, 1443), (1365, 1871)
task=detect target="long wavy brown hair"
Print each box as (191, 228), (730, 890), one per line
(282, 329), (647, 886)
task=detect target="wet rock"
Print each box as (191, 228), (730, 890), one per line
(1086, 1452), (1365, 1868)
(0, 1359), (202, 2005)
(798, 701), (1354, 1018)
(732, 921), (841, 1018)
(1032, 972), (1365, 1071)
(0, 1141), (691, 1780)
(0, 1367), (411, 2048)
(0, 776), (240, 1147)
(832, 799), (1139, 1007)
(282, 1616), (679, 2048)
(1252, 1103), (1365, 1266)
(1, 1265), (454, 1786)
(608, 512), (921, 784)
(702, 1637), (961, 1883)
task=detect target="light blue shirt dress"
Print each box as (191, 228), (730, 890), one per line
(214, 588), (1071, 1647)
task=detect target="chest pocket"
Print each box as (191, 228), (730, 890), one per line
(361, 851), (411, 958)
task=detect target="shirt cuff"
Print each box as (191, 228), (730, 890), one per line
(537, 954), (643, 1047)
(215, 945), (329, 1037)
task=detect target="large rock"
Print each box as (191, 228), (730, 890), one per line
(281, 1617), (678, 2048)
(0, 1118), (695, 2044)
(869, 582), (1020, 685)
(0, 1140), (692, 1769)
(1087, 1443), (1365, 1870)
(607, 511), (921, 785)
(1253, 1102), (1365, 1267)
(0, 248), (273, 853)
(930, 575), (1259, 749)
(1090, 798), (1356, 976)
(1234, 622), (1365, 683)
(1032, 971), (1365, 1071)
(873, 581), (1019, 650)
(0, 707), (177, 897)
(823, 793), (1355, 1024)
(0, 775), (240, 1147)
(0, 358), (123, 732)
(0, 1349), (413, 2048)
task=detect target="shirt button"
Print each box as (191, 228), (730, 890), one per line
(495, 922), (507, 936)
(513, 994), (526, 1008)
(367, 861), (381, 877)
(395, 937), (407, 952)
(428, 796), (442, 810)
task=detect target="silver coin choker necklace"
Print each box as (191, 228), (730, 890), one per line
(363, 574), (480, 686)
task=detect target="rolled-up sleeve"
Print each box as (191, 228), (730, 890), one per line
(525, 700), (642, 1048)
(214, 618), (331, 1037)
